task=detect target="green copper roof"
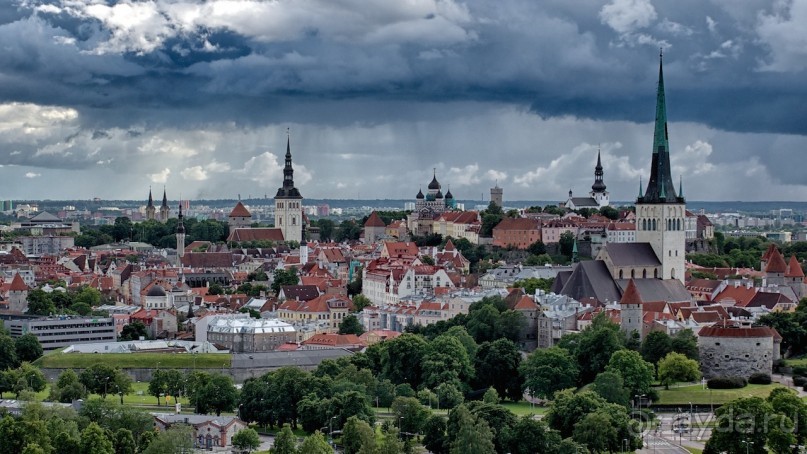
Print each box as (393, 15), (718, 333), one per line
(653, 52), (669, 156)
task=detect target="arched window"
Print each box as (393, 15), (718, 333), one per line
(642, 219), (647, 230)
(619, 270), (624, 279)
(671, 268), (676, 280)
(654, 269), (658, 278)
(643, 269), (647, 278)
(631, 269), (635, 278)
(677, 219), (681, 231)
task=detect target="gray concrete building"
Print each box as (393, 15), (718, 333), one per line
(206, 317), (296, 353)
(6, 316), (116, 350)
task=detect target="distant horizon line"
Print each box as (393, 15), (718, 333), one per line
(8, 198), (807, 205)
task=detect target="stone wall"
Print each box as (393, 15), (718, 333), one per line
(698, 335), (774, 379)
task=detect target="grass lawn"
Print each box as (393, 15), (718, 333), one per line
(23, 382), (193, 407)
(35, 352), (232, 369)
(501, 401), (548, 417)
(786, 357), (807, 368)
(686, 448), (703, 454)
(655, 383), (785, 405)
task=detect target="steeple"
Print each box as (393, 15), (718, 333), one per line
(679, 175), (683, 198)
(161, 187), (168, 209)
(147, 187), (154, 208)
(640, 50), (680, 204)
(591, 149), (607, 193)
(176, 201), (185, 234)
(276, 130), (302, 198)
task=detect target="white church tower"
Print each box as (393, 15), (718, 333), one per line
(274, 133), (304, 243)
(635, 52), (686, 283)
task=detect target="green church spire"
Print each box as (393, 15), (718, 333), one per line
(640, 49), (679, 204)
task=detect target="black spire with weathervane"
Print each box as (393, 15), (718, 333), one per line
(276, 132), (302, 198)
(591, 149), (607, 193)
(639, 50), (683, 204)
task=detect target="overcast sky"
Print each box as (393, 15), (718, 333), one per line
(0, 0), (805, 202)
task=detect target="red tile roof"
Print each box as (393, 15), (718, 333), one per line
(227, 228), (284, 242)
(8, 273), (28, 292)
(698, 321), (781, 340)
(619, 279), (642, 305)
(303, 333), (365, 347)
(229, 201), (251, 218)
(786, 255), (804, 278)
(364, 211), (386, 227)
(765, 248), (788, 273)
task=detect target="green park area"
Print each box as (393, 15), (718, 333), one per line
(25, 381), (192, 408)
(35, 352), (232, 369)
(655, 383), (786, 405)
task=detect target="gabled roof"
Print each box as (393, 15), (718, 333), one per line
(444, 239), (456, 251)
(229, 201), (251, 218)
(280, 285), (320, 301)
(616, 278), (692, 303)
(746, 291), (794, 309)
(714, 284), (758, 307)
(602, 243), (661, 267)
(28, 211), (62, 223)
(227, 228), (284, 243)
(514, 295), (539, 310)
(364, 212), (386, 228)
(558, 260), (622, 304)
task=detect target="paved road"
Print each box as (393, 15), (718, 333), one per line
(638, 433), (690, 454)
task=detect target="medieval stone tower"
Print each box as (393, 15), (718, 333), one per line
(619, 279), (644, 339)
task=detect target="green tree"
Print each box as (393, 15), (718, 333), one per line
(382, 334), (428, 389)
(272, 267), (300, 295)
(79, 364), (127, 399)
(421, 334), (473, 390)
(505, 416), (561, 454)
(545, 389), (608, 438)
(465, 305), (500, 344)
(22, 443), (46, 454)
(11, 363), (47, 396)
(640, 330), (672, 365)
(54, 432), (81, 454)
(513, 277), (553, 295)
(606, 349), (654, 398)
(482, 387), (500, 404)
(378, 428), (404, 454)
(113, 428), (136, 454)
(422, 415), (448, 454)
(351, 294), (372, 312)
(141, 424), (194, 454)
(391, 397), (430, 436)
(671, 329), (699, 360)
(444, 326), (478, 359)
(49, 369), (88, 403)
(341, 416), (375, 454)
(657, 352), (701, 389)
(339, 315), (365, 336)
(207, 283), (224, 295)
(568, 313), (625, 384)
(80, 422), (115, 454)
(559, 231), (575, 258)
(527, 240), (547, 255)
(299, 431), (333, 454)
(271, 424), (296, 454)
(194, 373), (238, 416)
(495, 310), (527, 343)
(448, 404), (496, 454)
(14, 334), (43, 363)
(592, 371), (629, 407)
(0, 333), (19, 370)
(474, 338), (522, 401)
(520, 347), (578, 399)
(435, 382), (463, 409)
(119, 321), (148, 341)
(704, 397), (771, 454)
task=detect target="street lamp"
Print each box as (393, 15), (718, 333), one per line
(742, 440), (753, 454)
(399, 416), (404, 440)
(689, 402), (693, 441)
(330, 416), (337, 446)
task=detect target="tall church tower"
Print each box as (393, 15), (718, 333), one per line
(176, 201), (186, 267)
(159, 188), (170, 221)
(490, 182), (503, 208)
(274, 133), (304, 243)
(146, 187), (156, 221)
(635, 52), (686, 283)
(590, 150), (609, 207)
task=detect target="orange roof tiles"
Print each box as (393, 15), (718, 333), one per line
(364, 212), (386, 227)
(229, 201), (251, 218)
(786, 255), (804, 278)
(766, 248), (788, 273)
(619, 279), (642, 305)
(8, 273), (28, 292)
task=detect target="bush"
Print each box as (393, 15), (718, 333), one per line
(707, 376), (748, 389)
(748, 373), (772, 385)
(794, 376), (807, 387)
(792, 365), (807, 377)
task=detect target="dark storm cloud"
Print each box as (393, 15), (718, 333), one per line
(1, 0), (803, 134)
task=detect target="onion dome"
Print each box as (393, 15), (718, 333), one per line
(416, 188), (425, 199)
(445, 188), (453, 199)
(428, 170), (440, 190)
(147, 285), (166, 297)
(435, 190), (444, 199)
